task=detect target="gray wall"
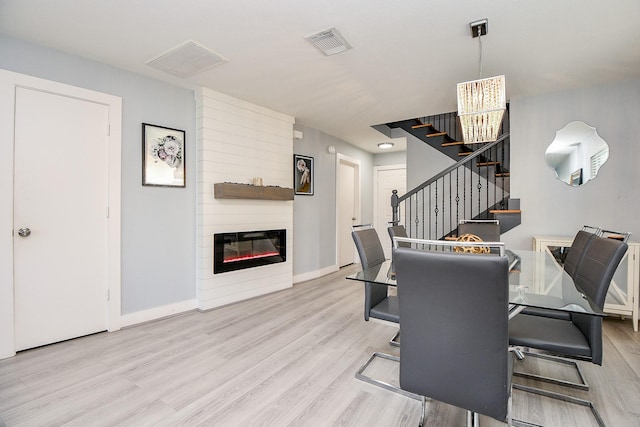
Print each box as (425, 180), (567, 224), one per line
(0, 34), (197, 314)
(405, 132), (456, 189)
(292, 124), (374, 277)
(373, 151), (406, 166)
(506, 79), (640, 249)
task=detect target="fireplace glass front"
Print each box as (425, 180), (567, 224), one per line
(214, 229), (286, 274)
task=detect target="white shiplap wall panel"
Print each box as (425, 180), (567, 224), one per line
(196, 88), (294, 311)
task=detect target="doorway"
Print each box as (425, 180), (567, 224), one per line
(374, 165), (407, 258)
(336, 154), (361, 267)
(0, 70), (122, 358)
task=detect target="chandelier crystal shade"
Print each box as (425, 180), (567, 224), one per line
(457, 75), (506, 144)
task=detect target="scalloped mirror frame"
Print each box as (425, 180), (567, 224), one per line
(544, 121), (609, 187)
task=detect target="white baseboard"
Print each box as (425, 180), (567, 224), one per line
(293, 264), (339, 284)
(120, 299), (198, 328)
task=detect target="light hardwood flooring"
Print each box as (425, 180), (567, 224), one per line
(1, 265), (640, 426)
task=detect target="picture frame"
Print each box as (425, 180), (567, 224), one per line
(294, 154), (314, 195)
(142, 123), (185, 187)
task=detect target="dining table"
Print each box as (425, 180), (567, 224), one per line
(346, 248), (605, 318)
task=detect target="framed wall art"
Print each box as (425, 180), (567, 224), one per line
(294, 154), (313, 195)
(142, 123), (185, 187)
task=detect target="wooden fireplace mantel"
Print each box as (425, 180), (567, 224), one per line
(214, 183), (294, 201)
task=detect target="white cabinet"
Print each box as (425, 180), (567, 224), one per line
(533, 236), (639, 332)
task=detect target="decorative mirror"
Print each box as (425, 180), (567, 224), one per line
(544, 121), (609, 186)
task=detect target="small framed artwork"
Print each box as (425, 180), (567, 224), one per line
(142, 123), (185, 187)
(294, 154), (314, 195)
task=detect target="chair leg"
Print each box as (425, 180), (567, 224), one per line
(390, 329), (400, 347)
(513, 350), (589, 391)
(466, 411), (479, 427)
(419, 396), (426, 427)
(513, 383), (606, 427)
(355, 352), (420, 400)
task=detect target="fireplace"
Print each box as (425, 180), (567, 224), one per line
(214, 229), (286, 274)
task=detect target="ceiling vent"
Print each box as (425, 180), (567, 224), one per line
(146, 40), (228, 78)
(305, 28), (352, 56)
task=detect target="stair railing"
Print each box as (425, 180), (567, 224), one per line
(391, 133), (510, 240)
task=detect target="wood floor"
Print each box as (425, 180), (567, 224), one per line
(1, 265), (640, 426)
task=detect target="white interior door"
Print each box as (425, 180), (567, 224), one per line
(337, 156), (360, 267)
(375, 166), (407, 258)
(13, 87), (110, 351)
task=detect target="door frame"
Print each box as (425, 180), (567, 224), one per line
(373, 164), (407, 257)
(0, 70), (122, 359)
(335, 153), (361, 266)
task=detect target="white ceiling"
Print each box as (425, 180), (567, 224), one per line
(1, 0), (639, 153)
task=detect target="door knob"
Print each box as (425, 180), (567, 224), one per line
(17, 228), (31, 237)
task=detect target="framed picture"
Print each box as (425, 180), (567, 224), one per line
(294, 154), (314, 195)
(142, 123), (185, 187)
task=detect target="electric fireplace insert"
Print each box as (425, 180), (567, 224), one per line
(214, 229), (286, 274)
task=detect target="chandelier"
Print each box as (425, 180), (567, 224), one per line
(457, 19), (506, 144)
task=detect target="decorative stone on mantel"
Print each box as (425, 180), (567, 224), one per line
(214, 182), (294, 201)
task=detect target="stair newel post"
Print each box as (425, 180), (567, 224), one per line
(391, 190), (399, 226)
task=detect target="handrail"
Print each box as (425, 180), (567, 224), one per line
(396, 132), (509, 203)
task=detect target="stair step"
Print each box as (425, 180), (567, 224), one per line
(458, 152), (472, 156)
(495, 173), (511, 177)
(411, 123), (433, 129)
(426, 132), (447, 138)
(490, 209), (522, 214)
(442, 140), (465, 147)
(477, 161), (500, 167)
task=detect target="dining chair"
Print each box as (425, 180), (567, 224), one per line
(351, 226), (406, 396)
(563, 226), (601, 279)
(387, 224), (410, 248)
(509, 235), (628, 427)
(458, 219), (500, 242)
(522, 226), (601, 321)
(393, 239), (533, 426)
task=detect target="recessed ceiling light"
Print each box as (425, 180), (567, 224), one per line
(146, 40), (228, 78)
(378, 142), (394, 149)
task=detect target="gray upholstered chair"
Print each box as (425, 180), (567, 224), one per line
(563, 227), (601, 278)
(458, 219), (500, 242)
(351, 226), (406, 396)
(522, 227), (600, 321)
(387, 224), (410, 248)
(509, 235), (628, 427)
(351, 227), (398, 323)
(393, 239), (518, 426)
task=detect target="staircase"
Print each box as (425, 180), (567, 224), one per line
(383, 109), (521, 240)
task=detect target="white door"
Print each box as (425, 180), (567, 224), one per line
(13, 87), (109, 351)
(337, 156), (360, 267)
(375, 166), (407, 258)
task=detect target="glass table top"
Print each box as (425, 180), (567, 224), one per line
(346, 249), (604, 316)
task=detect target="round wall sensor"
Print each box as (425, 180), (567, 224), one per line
(327, 145), (336, 154)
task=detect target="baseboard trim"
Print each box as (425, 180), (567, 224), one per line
(293, 264), (339, 284)
(120, 299), (198, 328)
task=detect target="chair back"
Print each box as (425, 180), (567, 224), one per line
(394, 243), (511, 422)
(387, 225), (410, 248)
(352, 228), (388, 321)
(571, 236), (628, 365)
(458, 219), (500, 242)
(563, 229), (598, 278)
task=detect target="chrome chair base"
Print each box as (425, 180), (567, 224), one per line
(514, 383), (606, 427)
(354, 352), (420, 400)
(389, 330), (400, 347)
(513, 349), (589, 391)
